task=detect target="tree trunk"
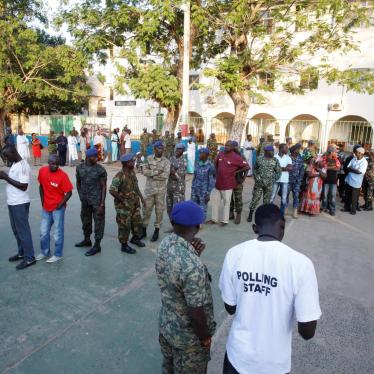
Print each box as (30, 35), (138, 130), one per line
(165, 106), (181, 132)
(0, 108), (6, 139)
(229, 91), (250, 142)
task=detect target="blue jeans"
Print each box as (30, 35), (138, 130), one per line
(322, 184), (337, 213)
(40, 208), (66, 257)
(271, 182), (288, 215)
(8, 203), (35, 261)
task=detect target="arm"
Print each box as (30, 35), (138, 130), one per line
(187, 307), (211, 344)
(298, 321), (317, 340)
(56, 191), (72, 210)
(0, 171), (28, 191)
(39, 185), (44, 205)
(224, 303), (236, 315)
(283, 163), (293, 172)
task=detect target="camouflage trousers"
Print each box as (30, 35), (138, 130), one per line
(230, 183), (243, 214)
(249, 182), (273, 211)
(143, 191), (166, 228)
(166, 189), (185, 217)
(159, 334), (210, 374)
(141, 145), (147, 156)
(81, 201), (105, 242)
(116, 208), (142, 243)
(191, 190), (209, 220)
(363, 180), (374, 203)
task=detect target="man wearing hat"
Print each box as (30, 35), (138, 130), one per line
(156, 201), (216, 373)
(141, 141), (171, 241)
(342, 147), (368, 215)
(247, 145), (281, 222)
(162, 130), (176, 159)
(140, 128), (150, 157)
(191, 147), (216, 220)
(75, 148), (107, 256)
(109, 153), (146, 254)
(166, 143), (187, 219)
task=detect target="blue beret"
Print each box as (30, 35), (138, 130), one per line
(120, 153), (134, 162)
(198, 147), (210, 154)
(175, 142), (186, 149)
(86, 148), (98, 157)
(264, 145), (274, 151)
(153, 140), (164, 148)
(171, 201), (205, 226)
(231, 141), (239, 147)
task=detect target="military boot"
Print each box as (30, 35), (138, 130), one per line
(365, 201), (373, 211)
(139, 226), (147, 240)
(85, 241), (101, 256)
(229, 211), (235, 220)
(75, 237), (92, 247)
(130, 236), (146, 247)
(121, 243), (136, 254)
(150, 228), (160, 242)
(234, 213), (241, 225)
(247, 210), (254, 223)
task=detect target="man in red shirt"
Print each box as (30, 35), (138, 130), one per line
(36, 154), (73, 263)
(207, 141), (249, 226)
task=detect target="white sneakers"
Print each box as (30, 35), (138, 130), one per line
(35, 254), (62, 263)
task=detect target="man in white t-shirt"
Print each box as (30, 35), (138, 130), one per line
(0, 145), (36, 270)
(219, 204), (321, 374)
(125, 129), (132, 154)
(271, 143), (292, 215)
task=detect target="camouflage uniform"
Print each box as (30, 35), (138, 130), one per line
(167, 154), (187, 216)
(110, 170), (143, 243)
(48, 134), (57, 155)
(151, 132), (161, 145)
(156, 233), (216, 374)
(142, 155), (171, 228)
(249, 156), (282, 210)
(230, 183), (244, 215)
(163, 136), (176, 159)
(140, 132), (150, 156)
(363, 159), (374, 204)
(191, 160), (216, 219)
(76, 163), (107, 242)
(207, 139), (218, 161)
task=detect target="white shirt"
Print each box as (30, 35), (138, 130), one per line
(16, 135), (30, 160)
(6, 160), (31, 206)
(219, 239), (321, 374)
(68, 136), (77, 147)
(345, 157), (368, 188)
(275, 153), (292, 183)
(124, 133), (131, 149)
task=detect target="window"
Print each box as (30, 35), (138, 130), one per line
(258, 72), (274, 90)
(109, 88), (114, 101)
(300, 71), (319, 90)
(97, 99), (106, 117)
(189, 75), (200, 90)
(114, 101), (137, 106)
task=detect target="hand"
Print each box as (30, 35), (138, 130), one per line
(170, 168), (176, 175)
(191, 238), (206, 256)
(0, 170), (7, 179)
(204, 195), (210, 204)
(202, 337), (212, 349)
(97, 205), (105, 216)
(56, 204), (63, 210)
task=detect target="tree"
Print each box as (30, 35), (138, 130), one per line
(59, 0), (213, 130)
(196, 0), (374, 140)
(0, 1), (90, 137)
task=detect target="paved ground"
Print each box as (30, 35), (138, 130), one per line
(0, 162), (373, 374)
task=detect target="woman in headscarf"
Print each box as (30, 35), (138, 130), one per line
(300, 150), (326, 215)
(186, 137), (196, 173)
(111, 128), (120, 162)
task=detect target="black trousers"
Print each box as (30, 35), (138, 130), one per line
(58, 150), (67, 166)
(81, 202), (105, 242)
(344, 185), (360, 213)
(337, 175), (346, 199)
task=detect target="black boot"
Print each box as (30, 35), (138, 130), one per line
(130, 236), (146, 247)
(121, 243), (136, 254)
(247, 210), (254, 223)
(229, 211), (235, 220)
(85, 242), (101, 256)
(365, 201), (373, 211)
(139, 227), (147, 240)
(75, 238), (92, 247)
(150, 228), (160, 242)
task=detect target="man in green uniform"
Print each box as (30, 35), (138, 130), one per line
(48, 130), (57, 155)
(361, 150), (374, 211)
(247, 145), (282, 222)
(141, 141), (171, 242)
(151, 129), (160, 145)
(109, 153), (146, 254)
(166, 143), (187, 219)
(140, 128), (150, 157)
(156, 200), (216, 374)
(207, 133), (218, 161)
(75, 148), (107, 256)
(163, 130), (176, 159)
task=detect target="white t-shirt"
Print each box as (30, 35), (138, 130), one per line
(6, 160), (31, 206)
(275, 154), (292, 183)
(125, 133), (131, 149)
(219, 239), (321, 374)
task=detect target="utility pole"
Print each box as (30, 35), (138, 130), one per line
(181, 1), (190, 127)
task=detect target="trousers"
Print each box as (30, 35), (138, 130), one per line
(287, 180), (301, 209)
(362, 179), (374, 203)
(344, 184), (360, 213)
(271, 182), (288, 215)
(322, 184), (337, 213)
(211, 189), (233, 223)
(249, 182), (272, 211)
(166, 190), (185, 217)
(230, 184), (243, 214)
(143, 191), (165, 228)
(81, 201), (105, 242)
(116, 208), (142, 243)
(191, 191), (209, 220)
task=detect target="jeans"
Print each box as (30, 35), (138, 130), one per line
(8, 203), (35, 261)
(287, 180), (301, 209)
(40, 208), (66, 257)
(322, 184), (337, 213)
(271, 182), (288, 215)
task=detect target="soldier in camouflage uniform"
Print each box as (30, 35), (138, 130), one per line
(191, 148), (216, 221)
(156, 201), (216, 374)
(141, 141), (171, 242)
(247, 145), (282, 222)
(207, 133), (218, 161)
(151, 129), (160, 145)
(166, 143), (187, 219)
(48, 130), (57, 155)
(163, 130), (176, 159)
(75, 148), (107, 256)
(140, 128), (150, 157)
(361, 150), (374, 211)
(109, 153), (146, 254)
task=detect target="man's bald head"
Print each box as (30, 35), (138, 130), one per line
(48, 154), (60, 172)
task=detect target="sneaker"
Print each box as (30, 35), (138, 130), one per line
(46, 255), (62, 263)
(9, 254), (24, 262)
(16, 259), (36, 270)
(36, 254), (48, 261)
